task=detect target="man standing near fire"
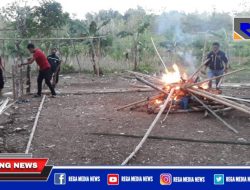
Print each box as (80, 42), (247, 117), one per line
(0, 56), (5, 97)
(47, 48), (61, 88)
(203, 42), (229, 89)
(19, 43), (56, 97)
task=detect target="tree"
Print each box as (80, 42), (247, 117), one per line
(117, 7), (150, 70)
(33, 0), (69, 37)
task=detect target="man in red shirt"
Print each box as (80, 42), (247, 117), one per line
(19, 43), (56, 97)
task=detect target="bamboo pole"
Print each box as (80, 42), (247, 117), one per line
(191, 88), (250, 111)
(187, 88), (250, 115)
(136, 76), (168, 94)
(121, 89), (175, 165)
(151, 37), (168, 71)
(0, 36), (108, 41)
(191, 94), (238, 134)
(218, 95), (250, 103)
(0, 98), (9, 115)
(0, 100), (17, 115)
(187, 68), (245, 88)
(116, 94), (164, 111)
(126, 70), (163, 84)
(25, 95), (46, 154)
(188, 63), (206, 81)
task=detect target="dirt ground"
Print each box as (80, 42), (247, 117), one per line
(0, 73), (250, 166)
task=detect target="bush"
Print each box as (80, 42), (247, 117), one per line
(61, 64), (75, 73)
(137, 64), (156, 73)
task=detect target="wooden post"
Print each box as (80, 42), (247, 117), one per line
(12, 65), (16, 100)
(15, 41), (24, 96)
(26, 65), (31, 94)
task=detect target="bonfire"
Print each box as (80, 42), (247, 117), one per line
(118, 37), (249, 165)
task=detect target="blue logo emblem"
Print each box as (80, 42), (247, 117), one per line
(54, 173), (66, 185)
(214, 174), (224, 185)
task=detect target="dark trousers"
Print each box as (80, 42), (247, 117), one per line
(0, 69), (4, 90)
(52, 67), (60, 86)
(37, 69), (56, 95)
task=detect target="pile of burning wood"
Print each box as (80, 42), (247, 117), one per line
(118, 64), (250, 133)
(119, 38), (250, 165)
(119, 65), (249, 135)
(120, 66), (250, 165)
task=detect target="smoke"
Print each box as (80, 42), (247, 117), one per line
(181, 51), (197, 74)
(154, 11), (198, 73)
(154, 11), (192, 43)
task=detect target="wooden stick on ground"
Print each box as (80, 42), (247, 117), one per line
(55, 88), (154, 95)
(0, 98), (9, 115)
(191, 94), (238, 134)
(25, 95), (46, 154)
(0, 100), (16, 115)
(89, 132), (250, 146)
(121, 89), (175, 165)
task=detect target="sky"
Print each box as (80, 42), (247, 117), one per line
(1, 0), (250, 18)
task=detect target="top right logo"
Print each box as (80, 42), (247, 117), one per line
(234, 18), (250, 40)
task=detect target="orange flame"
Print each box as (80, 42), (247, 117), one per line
(200, 82), (209, 90)
(155, 99), (162, 105)
(161, 64), (182, 84)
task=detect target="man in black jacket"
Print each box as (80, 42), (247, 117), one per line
(47, 48), (61, 88)
(203, 42), (228, 89)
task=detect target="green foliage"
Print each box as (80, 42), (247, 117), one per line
(32, 0), (69, 37)
(61, 63), (75, 73)
(1, 2), (250, 78)
(137, 64), (156, 73)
